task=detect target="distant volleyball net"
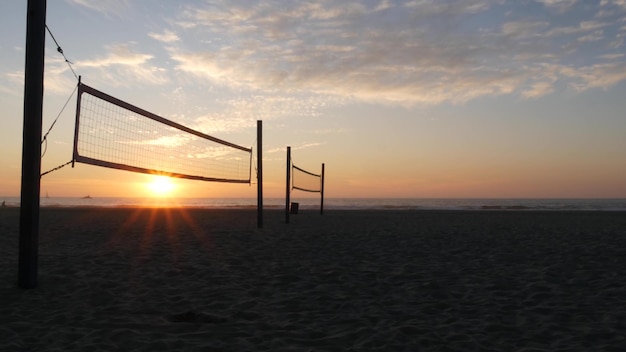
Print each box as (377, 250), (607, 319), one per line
(285, 146), (325, 223)
(292, 164), (323, 193)
(73, 82), (252, 183)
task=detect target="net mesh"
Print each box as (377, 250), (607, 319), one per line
(292, 164), (321, 192)
(74, 84), (251, 183)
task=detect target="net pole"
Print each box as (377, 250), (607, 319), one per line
(72, 77), (82, 167)
(285, 146), (291, 224)
(19, 0), (47, 289)
(320, 163), (325, 215)
(257, 120), (263, 229)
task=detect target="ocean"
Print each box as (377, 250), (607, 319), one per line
(2, 197), (626, 211)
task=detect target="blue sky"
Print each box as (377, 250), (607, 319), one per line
(1, 0), (625, 198)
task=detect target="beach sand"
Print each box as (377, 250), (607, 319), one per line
(1, 207), (625, 351)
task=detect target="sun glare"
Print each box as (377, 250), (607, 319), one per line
(147, 176), (176, 197)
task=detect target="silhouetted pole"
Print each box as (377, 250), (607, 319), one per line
(19, 0), (47, 289)
(257, 120), (263, 228)
(285, 146), (291, 224)
(320, 163), (325, 215)
(72, 76), (82, 168)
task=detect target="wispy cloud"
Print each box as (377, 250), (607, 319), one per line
(124, 135), (191, 147)
(266, 142), (324, 155)
(186, 93), (333, 136)
(293, 142), (324, 150)
(4, 66), (75, 97)
(148, 30), (180, 43)
(78, 43), (168, 86)
(44, 57), (81, 94)
(563, 62), (626, 91)
(314, 128), (351, 135)
(599, 53), (625, 60)
(534, 0), (577, 12)
(159, 0), (626, 106)
(601, 0), (626, 11)
(80, 43), (153, 67)
(67, 0), (130, 17)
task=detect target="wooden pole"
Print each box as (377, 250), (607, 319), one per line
(257, 120), (263, 228)
(285, 146), (291, 224)
(19, 0), (47, 289)
(320, 163), (325, 215)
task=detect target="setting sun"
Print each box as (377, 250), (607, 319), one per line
(147, 175), (176, 196)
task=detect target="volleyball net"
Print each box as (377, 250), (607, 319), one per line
(285, 146), (325, 223)
(73, 82), (252, 183)
(292, 164), (322, 192)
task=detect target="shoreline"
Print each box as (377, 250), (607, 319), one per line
(3, 197), (626, 212)
(3, 204), (626, 212)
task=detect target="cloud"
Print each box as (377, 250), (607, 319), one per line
(314, 128), (351, 135)
(188, 93), (333, 136)
(563, 62), (626, 91)
(293, 142), (324, 150)
(599, 53), (625, 60)
(577, 30), (604, 43)
(44, 57), (81, 94)
(266, 142), (324, 156)
(148, 30), (180, 43)
(601, 0), (626, 10)
(534, 0), (577, 12)
(403, 0), (493, 15)
(126, 135), (191, 147)
(522, 81), (555, 99)
(80, 43), (153, 67)
(67, 0), (130, 17)
(5, 65), (74, 97)
(4, 71), (23, 90)
(78, 43), (168, 86)
(162, 0), (626, 106)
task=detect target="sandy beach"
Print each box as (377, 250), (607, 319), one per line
(1, 207), (625, 351)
